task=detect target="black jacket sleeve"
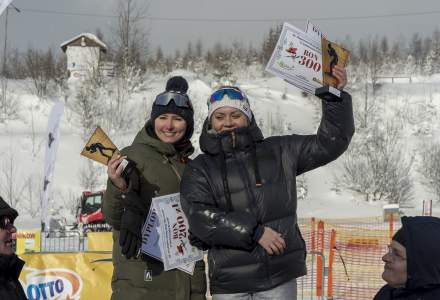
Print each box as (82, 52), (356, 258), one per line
(282, 91), (355, 175)
(181, 164), (261, 251)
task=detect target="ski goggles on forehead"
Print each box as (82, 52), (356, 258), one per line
(209, 88), (247, 103)
(154, 92), (193, 110)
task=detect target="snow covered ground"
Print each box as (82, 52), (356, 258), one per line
(1, 71), (439, 230)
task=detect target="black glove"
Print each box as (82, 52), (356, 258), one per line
(119, 169), (148, 259)
(119, 208), (143, 258)
(189, 231), (210, 251)
(121, 158), (137, 188)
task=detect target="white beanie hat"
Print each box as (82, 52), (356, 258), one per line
(207, 87), (253, 121)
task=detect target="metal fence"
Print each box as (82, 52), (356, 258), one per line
(40, 230), (87, 252)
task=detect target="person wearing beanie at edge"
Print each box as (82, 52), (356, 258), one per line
(180, 65), (354, 300)
(0, 196), (27, 300)
(103, 76), (206, 300)
(373, 216), (440, 300)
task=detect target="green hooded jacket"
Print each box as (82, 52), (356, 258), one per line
(103, 125), (206, 300)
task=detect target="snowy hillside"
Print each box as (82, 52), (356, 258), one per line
(1, 71), (439, 230)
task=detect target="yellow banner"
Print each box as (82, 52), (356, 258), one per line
(87, 232), (113, 251)
(16, 230), (41, 255)
(20, 252), (113, 300)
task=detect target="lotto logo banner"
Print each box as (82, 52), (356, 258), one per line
(20, 252), (112, 300)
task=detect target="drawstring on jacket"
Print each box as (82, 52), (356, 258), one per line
(232, 130), (263, 188)
(219, 140), (233, 212)
(251, 145), (263, 187)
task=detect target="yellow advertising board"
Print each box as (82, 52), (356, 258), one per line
(87, 232), (113, 251)
(16, 230), (41, 254)
(20, 252), (113, 300)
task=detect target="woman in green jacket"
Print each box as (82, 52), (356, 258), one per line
(103, 76), (206, 300)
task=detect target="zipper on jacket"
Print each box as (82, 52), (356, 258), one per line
(162, 155), (182, 183)
(231, 131), (236, 148)
(233, 151), (261, 220)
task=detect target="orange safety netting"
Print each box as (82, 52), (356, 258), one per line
(297, 216), (401, 300)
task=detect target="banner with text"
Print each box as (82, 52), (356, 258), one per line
(16, 230), (41, 255)
(19, 252), (112, 300)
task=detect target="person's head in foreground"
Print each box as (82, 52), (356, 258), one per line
(207, 86), (252, 134)
(0, 196), (18, 256)
(0, 198), (29, 300)
(375, 216), (440, 300)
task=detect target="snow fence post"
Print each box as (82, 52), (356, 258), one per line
(327, 229), (336, 299)
(316, 220), (325, 297)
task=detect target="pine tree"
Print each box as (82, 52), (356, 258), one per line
(428, 29), (440, 74)
(405, 55), (417, 75)
(409, 33), (423, 74)
(183, 41), (194, 69)
(424, 49), (436, 75)
(173, 50), (183, 69)
(154, 47), (166, 74)
(193, 40), (206, 76)
(261, 24), (282, 65)
(389, 40), (403, 74)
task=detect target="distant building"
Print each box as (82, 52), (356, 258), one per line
(60, 33), (107, 80)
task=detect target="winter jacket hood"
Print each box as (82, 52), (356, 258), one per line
(374, 216), (440, 300)
(403, 216), (440, 289)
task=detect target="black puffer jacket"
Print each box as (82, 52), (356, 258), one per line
(374, 216), (440, 300)
(181, 92), (354, 294)
(0, 254), (27, 300)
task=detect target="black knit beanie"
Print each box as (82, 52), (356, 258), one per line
(0, 196), (18, 222)
(150, 76), (194, 141)
(392, 227), (406, 247)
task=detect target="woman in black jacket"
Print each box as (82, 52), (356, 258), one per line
(181, 66), (354, 299)
(374, 216), (440, 300)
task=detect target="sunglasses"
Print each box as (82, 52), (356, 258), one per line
(0, 216), (13, 230)
(154, 92), (193, 110)
(209, 88), (247, 103)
